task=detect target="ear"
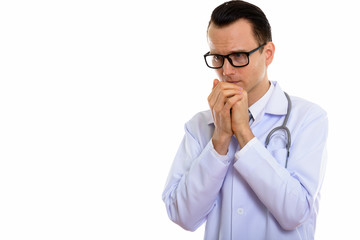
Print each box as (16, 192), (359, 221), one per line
(264, 42), (275, 67)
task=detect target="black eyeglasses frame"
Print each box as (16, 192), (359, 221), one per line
(203, 43), (266, 69)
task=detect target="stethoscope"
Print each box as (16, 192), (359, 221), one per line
(264, 92), (292, 168)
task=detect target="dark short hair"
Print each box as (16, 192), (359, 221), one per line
(208, 0), (272, 45)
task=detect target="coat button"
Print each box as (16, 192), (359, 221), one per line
(237, 208), (244, 215)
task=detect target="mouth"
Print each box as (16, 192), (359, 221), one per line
(222, 77), (241, 84)
(226, 80), (241, 84)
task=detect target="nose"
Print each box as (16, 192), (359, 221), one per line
(222, 58), (235, 76)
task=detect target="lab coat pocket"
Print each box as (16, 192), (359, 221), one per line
(270, 148), (288, 167)
(266, 130), (288, 167)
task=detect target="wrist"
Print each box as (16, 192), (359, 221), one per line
(212, 132), (232, 155)
(234, 127), (254, 148)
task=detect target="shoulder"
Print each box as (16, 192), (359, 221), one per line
(288, 95), (328, 133)
(290, 95), (327, 118)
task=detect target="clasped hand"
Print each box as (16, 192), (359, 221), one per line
(208, 79), (253, 155)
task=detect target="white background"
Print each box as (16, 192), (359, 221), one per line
(0, 0), (359, 239)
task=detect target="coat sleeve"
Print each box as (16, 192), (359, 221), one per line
(162, 121), (231, 231)
(234, 104), (328, 230)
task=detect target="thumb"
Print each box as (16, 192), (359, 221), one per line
(213, 79), (220, 89)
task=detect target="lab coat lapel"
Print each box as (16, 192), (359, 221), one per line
(265, 82), (289, 116)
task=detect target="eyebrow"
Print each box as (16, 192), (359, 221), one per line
(210, 49), (247, 55)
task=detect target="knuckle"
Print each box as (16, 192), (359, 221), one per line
(208, 92), (214, 101)
(228, 97), (236, 104)
(217, 82), (224, 90)
(220, 110), (227, 118)
(214, 105), (222, 112)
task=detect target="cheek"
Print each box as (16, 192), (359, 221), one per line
(249, 61), (266, 80)
(215, 69), (223, 79)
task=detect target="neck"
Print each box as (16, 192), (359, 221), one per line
(248, 80), (271, 107)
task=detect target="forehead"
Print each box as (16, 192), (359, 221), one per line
(207, 19), (257, 54)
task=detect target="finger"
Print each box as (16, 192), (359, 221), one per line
(208, 79), (220, 105)
(209, 86), (243, 110)
(216, 81), (243, 91)
(213, 79), (220, 89)
(223, 94), (244, 112)
(212, 90), (243, 114)
(208, 81), (243, 110)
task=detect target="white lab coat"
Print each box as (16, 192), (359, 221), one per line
(162, 81), (328, 240)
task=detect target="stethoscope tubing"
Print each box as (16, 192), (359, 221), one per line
(264, 92), (292, 168)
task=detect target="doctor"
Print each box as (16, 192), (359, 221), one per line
(162, 1), (328, 239)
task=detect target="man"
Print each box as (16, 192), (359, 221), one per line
(162, 1), (328, 239)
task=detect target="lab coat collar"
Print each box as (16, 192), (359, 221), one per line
(206, 81), (288, 125)
(264, 81), (288, 116)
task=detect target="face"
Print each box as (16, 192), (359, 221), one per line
(207, 19), (274, 101)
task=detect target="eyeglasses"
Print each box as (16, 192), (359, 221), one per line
(203, 43), (266, 69)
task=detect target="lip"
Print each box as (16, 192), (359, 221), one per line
(227, 81), (241, 84)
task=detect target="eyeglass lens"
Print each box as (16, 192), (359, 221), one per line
(206, 52), (248, 68)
